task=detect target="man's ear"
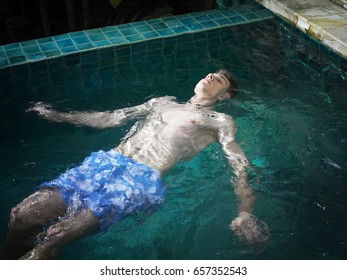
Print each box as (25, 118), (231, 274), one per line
(217, 92), (231, 101)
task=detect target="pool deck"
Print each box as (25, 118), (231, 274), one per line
(257, 0), (347, 59)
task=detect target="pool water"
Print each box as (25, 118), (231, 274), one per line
(0, 18), (346, 260)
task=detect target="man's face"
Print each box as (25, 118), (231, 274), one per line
(194, 73), (231, 101)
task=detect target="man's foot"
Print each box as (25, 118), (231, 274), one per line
(19, 243), (58, 260)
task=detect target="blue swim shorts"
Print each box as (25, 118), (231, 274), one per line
(39, 149), (166, 231)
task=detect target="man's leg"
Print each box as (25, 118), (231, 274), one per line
(4, 187), (67, 259)
(20, 208), (99, 259)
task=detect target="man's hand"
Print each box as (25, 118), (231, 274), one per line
(230, 211), (270, 244)
(26, 102), (53, 118)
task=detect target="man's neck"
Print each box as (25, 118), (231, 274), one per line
(186, 96), (215, 110)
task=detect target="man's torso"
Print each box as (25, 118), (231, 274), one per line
(115, 101), (230, 173)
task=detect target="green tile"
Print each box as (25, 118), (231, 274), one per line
(193, 14), (212, 22)
(189, 23), (205, 31)
(163, 37), (177, 47)
(132, 21), (147, 27)
(146, 39), (164, 50)
(109, 37), (129, 45)
(220, 9), (238, 17)
(119, 27), (138, 37)
(142, 31), (158, 39)
(88, 33), (107, 42)
(93, 40), (111, 47)
(70, 31), (86, 38)
(84, 28), (103, 35)
(42, 49), (62, 57)
(230, 15), (245, 24)
(40, 41), (59, 51)
(0, 57), (9, 67)
(38, 37), (54, 43)
(72, 36), (91, 45)
(56, 38), (74, 48)
(237, 7), (253, 15)
(242, 13), (259, 20)
(176, 13), (192, 20)
(161, 16), (177, 22)
(209, 12), (226, 21)
(102, 25), (118, 32)
(329, 50), (341, 62)
(171, 26), (190, 34)
(80, 50), (99, 64)
(76, 42), (94, 50)
(64, 53), (80, 66)
(21, 40), (38, 47)
(215, 18), (233, 26)
(7, 48), (25, 56)
(256, 10), (273, 18)
(116, 46), (131, 58)
(9, 55), (26, 64)
(165, 19), (184, 28)
(201, 21), (219, 29)
(103, 30), (122, 40)
(136, 25), (154, 33)
(4, 43), (21, 51)
(46, 57), (66, 69)
(126, 33), (144, 42)
(150, 23), (167, 31)
(26, 52), (45, 60)
(22, 45), (41, 55)
(54, 34), (70, 40)
(179, 17), (197, 26)
(157, 29), (175, 36)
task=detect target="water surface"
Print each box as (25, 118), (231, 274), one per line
(0, 18), (346, 259)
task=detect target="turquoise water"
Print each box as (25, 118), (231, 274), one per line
(0, 18), (346, 260)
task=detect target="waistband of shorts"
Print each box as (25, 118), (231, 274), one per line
(107, 149), (161, 174)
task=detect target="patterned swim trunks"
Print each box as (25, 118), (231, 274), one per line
(39, 149), (166, 231)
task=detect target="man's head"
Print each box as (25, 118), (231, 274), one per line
(216, 69), (238, 99)
(194, 69), (238, 104)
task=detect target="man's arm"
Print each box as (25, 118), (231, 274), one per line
(26, 96), (176, 129)
(217, 114), (269, 244)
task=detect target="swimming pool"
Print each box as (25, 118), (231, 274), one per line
(0, 13), (346, 259)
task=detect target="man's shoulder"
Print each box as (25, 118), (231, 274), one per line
(149, 96), (177, 105)
(211, 112), (237, 136)
(211, 111), (234, 122)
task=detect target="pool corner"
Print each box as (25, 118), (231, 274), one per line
(256, 0), (347, 60)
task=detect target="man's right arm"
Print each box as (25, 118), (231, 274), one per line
(217, 114), (270, 244)
(26, 96), (176, 129)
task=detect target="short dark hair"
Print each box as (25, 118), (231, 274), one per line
(217, 69), (238, 98)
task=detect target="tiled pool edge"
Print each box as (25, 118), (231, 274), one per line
(0, 4), (273, 70)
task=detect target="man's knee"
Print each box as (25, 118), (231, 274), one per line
(9, 187), (67, 231)
(45, 208), (99, 245)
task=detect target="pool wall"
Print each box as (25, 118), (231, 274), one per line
(257, 0), (347, 60)
(0, 2), (273, 70)
(1, 0), (347, 72)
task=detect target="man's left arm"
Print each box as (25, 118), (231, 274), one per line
(217, 114), (269, 244)
(26, 96), (176, 129)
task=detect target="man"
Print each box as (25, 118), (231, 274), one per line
(5, 70), (269, 260)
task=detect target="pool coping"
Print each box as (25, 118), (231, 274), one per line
(256, 0), (347, 60)
(0, 3), (273, 70)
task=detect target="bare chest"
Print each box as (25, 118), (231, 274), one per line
(158, 105), (216, 128)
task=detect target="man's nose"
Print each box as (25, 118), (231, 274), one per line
(207, 74), (213, 80)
